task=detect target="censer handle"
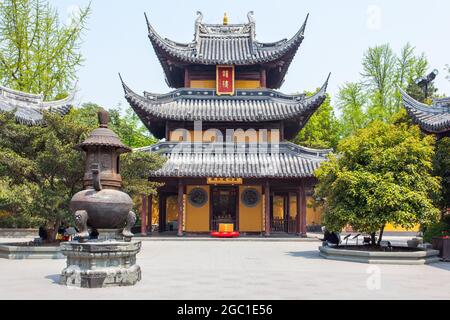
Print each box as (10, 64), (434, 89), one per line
(91, 163), (102, 191)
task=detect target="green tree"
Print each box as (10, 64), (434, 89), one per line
(293, 92), (340, 150)
(0, 109), (164, 237)
(337, 43), (436, 133)
(0, 111), (88, 230)
(434, 137), (450, 215)
(361, 44), (397, 119)
(109, 106), (159, 148)
(314, 121), (441, 245)
(0, 0), (91, 100)
(336, 82), (368, 138)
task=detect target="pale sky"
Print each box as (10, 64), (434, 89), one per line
(51, 0), (450, 111)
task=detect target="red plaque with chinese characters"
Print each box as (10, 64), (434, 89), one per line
(216, 65), (235, 96)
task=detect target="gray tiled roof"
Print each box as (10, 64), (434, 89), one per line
(137, 142), (331, 179)
(145, 12), (308, 88)
(0, 85), (73, 126)
(146, 12), (307, 65)
(121, 74), (329, 123)
(400, 87), (450, 134)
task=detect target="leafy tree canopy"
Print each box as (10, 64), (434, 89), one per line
(292, 92), (340, 150)
(0, 108), (164, 231)
(336, 43), (437, 139)
(434, 137), (450, 212)
(314, 121), (441, 244)
(0, 0), (91, 100)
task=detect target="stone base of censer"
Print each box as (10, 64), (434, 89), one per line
(59, 240), (141, 288)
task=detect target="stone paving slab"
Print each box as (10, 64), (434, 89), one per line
(0, 241), (449, 300)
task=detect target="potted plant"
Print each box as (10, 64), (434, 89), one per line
(432, 230), (450, 261)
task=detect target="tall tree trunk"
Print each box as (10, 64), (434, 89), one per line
(377, 225), (386, 246)
(370, 232), (377, 246)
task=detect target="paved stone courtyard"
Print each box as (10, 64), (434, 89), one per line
(0, 239), (449, 300)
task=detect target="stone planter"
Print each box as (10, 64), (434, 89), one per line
(319, 246), (440, 265)
(0, 228), (38, 238)
(0, 244), (64, 260)
(432, 237), (450, 261)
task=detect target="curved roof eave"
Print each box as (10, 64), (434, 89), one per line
(144, 12), (309, 66)
(119, 73), (329, 123)
(399, 87), (450, 134)
(0, 85), (75, 125)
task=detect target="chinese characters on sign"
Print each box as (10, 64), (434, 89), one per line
(216, 65), (235, 96)
(207, 178), (243, 185)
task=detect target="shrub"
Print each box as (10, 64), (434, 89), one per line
(423, 222), (450, 243)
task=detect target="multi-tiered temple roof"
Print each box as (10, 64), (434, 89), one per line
(400, 87), (450, 136)
(146, 12), (308, 89)
(0, 85), (73, 125)
(122, 12), (331, 179)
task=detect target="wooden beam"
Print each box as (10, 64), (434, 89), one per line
(177, 180), (184, 237)
(141, 194), (147, 236)
(264, 181), (271, 237)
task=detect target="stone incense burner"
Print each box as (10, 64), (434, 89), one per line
(69, 109), (135, 241)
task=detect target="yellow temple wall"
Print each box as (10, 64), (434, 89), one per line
(239, 186), (263, 232)
(189, 80), (261, 90)
(384, 223), (420, 232)
(170, 129), (280, 143)
(307, 201), (419, 232)
(185, 186), (210, 232)
(306, 197), (323, 225)
(236, 80), (261, 89)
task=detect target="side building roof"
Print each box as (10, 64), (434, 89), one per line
(0, 85), (73, 126)
(400, 87), (450, 135)
(120, 74), (330, 139)
(145, 11), (309, 88)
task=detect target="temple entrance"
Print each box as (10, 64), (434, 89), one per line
(158, 193), (179, 233)
(211, 186), (238, 231)
(270, 193), (297, 234)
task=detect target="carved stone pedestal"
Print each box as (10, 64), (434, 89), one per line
(59, 240), (141, 288)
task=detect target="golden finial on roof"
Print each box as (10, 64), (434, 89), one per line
(223, 12), (228, 25)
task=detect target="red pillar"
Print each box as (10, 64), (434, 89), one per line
(296, 188), (302, 235)
(299, 184), (307, 237)
(177, 180), (184, 237)
(264, 181), (271, 237)
(260, 68), (267, 88)
(141, 194), (147, 236)
(147, 194), (153, 234)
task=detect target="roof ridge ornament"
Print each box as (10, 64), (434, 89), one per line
(195, 11), (203, 25)
(247, 11), (256, 51)
(247, 11), (255, 24)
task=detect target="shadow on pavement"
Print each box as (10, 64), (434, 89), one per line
(45, 274), (60, 284)
(286, 250), (323, 260)
(428, 261), (450, 271)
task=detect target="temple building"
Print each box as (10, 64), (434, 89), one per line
(400, 87), (450, 139)
(121, 12), (331, 236)
(0, 85), (73, 125)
